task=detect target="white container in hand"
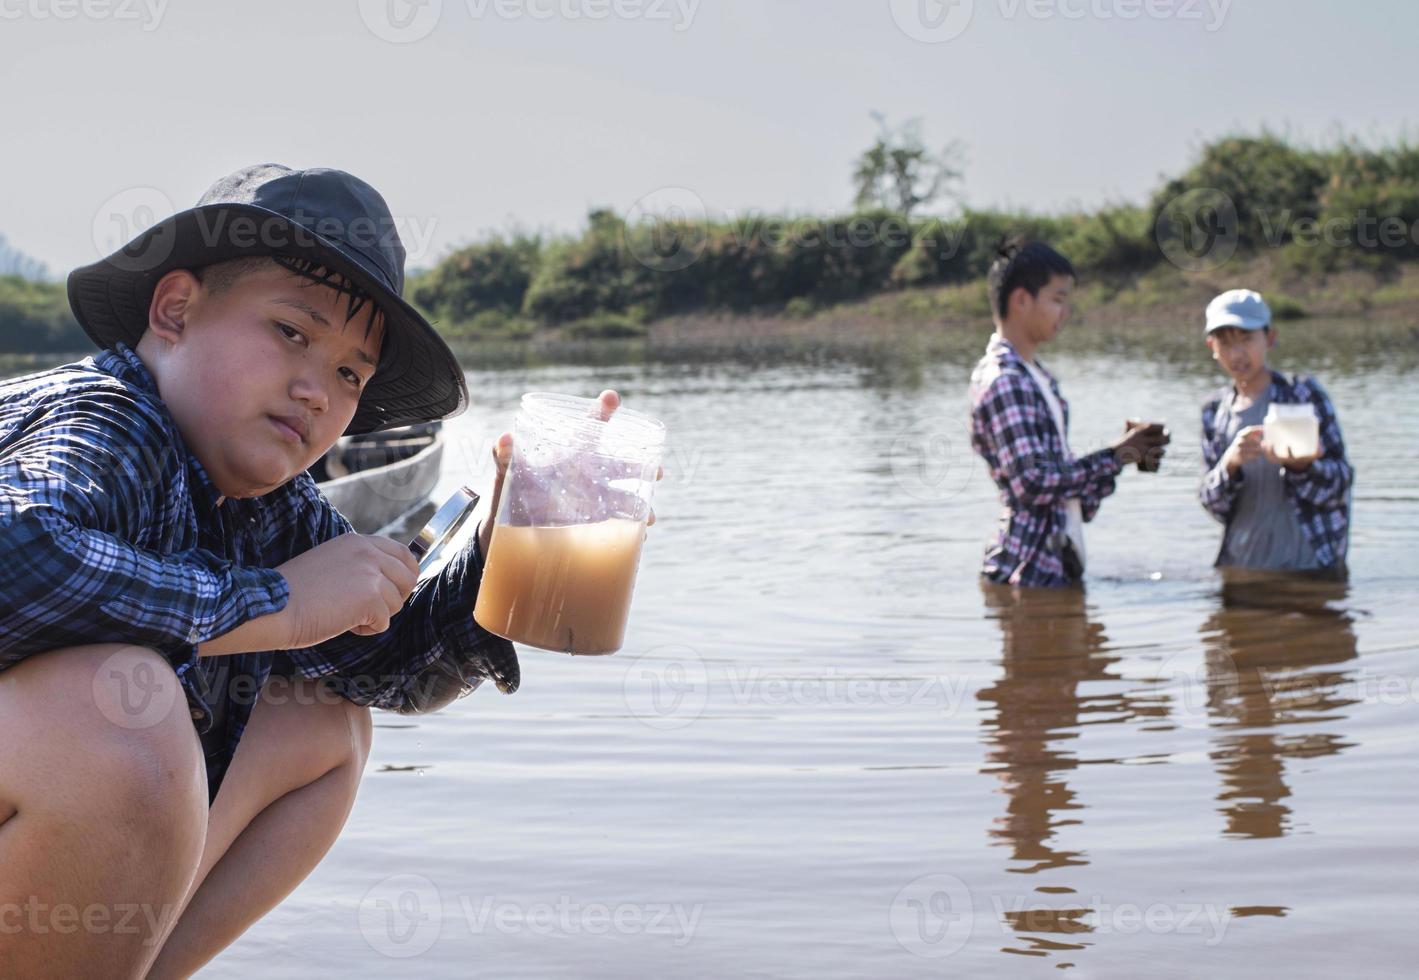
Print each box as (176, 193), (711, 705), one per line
(1263, 402), (1320, 459)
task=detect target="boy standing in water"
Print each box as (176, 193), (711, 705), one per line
(969, 241), (1169, 587)
(1199, 289), (1353, 576)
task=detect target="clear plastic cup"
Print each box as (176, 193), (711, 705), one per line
(1263, 403), (1320, 459)
(473, 392), (665, 655)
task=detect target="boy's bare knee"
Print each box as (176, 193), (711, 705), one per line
(246, 680), (372, 786)
(0, 645), (206, 978)
(0, 643), (206, 840)
(345, 701), (372, 772)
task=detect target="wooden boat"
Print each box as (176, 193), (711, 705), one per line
(311, 421), (444, 534)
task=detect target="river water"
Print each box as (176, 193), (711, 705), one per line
(9, 321), (1418, 977)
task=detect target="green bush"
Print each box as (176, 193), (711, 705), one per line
(1268, 293), (1307, 320)
(409, 235), (540, 322)
(431, 308), (536, 343)
(784, 296), (817, 318)
(0, 275), (87, 353)
(1151, 134), (1329, 251)
(1055, 205), (1155, 274)
(1311, 140), (1419, 265)
(562, 312), (647, 339)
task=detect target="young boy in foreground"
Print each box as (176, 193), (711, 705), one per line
(0, 164), (635, 977)
(968, 240), (1170, 587)
(1199, 289), (1353, 576)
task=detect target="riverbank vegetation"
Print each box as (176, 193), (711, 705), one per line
(5, 131), (1419, 353)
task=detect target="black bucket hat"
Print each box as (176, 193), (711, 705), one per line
(67, 163), (467, 435)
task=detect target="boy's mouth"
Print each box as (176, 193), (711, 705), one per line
(269, 415), (309, 444)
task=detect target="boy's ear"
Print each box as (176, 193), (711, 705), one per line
(147, 269), (201, 344)
(1008, 285), (1028, 315)
(1265, 327), (1278, 349)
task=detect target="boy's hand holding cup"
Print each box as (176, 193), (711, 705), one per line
(1113, 419), (1171, 472)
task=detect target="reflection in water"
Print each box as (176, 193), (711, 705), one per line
(975, 577), (1364, 961)
(1201, 573), (1359, 839)
(978, 585), (1152, 877)
(976, 585), (1137, 957)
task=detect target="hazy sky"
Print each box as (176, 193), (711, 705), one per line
(3, 0), (1416, 277)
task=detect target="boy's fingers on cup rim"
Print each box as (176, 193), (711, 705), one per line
(591, 389), (620, 421)
(490, 432), (513, 466)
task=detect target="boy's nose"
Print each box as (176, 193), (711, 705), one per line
(290, 375), (330, 413)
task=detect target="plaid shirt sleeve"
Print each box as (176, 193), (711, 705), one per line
(276, 477), (520, 713)
(1199, 393), (1241, 523)
(978, 372), (1122, 508)
(1282, 377), (1352, 508)
(0, 388), (290, 657)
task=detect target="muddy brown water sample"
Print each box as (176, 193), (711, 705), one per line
(474, 518), (646, 655)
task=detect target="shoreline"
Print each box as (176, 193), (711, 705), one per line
(644, 258), (1419, 345)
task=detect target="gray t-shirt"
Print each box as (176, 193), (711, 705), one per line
(1217, 387), (1320, 570)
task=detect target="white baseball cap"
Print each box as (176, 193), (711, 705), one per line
(1205, 289), (1271, 334)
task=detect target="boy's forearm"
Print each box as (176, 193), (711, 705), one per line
(1004, 446), (1119, 506)
(1284, 455), (1350, 505)
(0, 513), (289, 659)
(196, 605), (291, 657)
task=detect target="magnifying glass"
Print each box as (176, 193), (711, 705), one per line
(408, 486), (481, 574)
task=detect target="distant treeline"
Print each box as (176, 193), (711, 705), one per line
(407, 134), (1419, 340)
(4, 134), (1418, 352)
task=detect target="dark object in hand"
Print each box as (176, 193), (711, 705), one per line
(1125, 419), (1170, 472)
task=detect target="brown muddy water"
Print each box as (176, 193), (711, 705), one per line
(4, 321), (1416, 977)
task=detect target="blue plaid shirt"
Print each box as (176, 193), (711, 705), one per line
(0, 343), (518, 800)
(1199, 370), (1352, 570)
(969, 334), (1122, 588)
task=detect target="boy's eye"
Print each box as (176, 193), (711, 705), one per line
(341, 367), (365, 388)
(275, 321), (306, 344)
